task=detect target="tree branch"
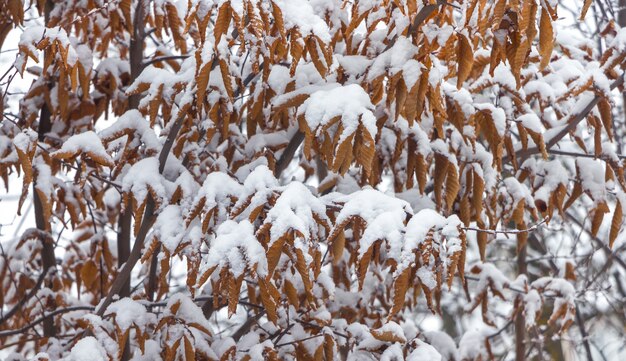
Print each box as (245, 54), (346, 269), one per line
(508, 76), (624, 164)
(0, 270), (47, 326)
(142, 55), (190, 68)
(0, 306), (94, 338)
(273, 1), (446, 179)
(94, 111), (186, 317)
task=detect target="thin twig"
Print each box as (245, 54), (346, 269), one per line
(0, 306), (94, 338)
(464, 217), (548, 235)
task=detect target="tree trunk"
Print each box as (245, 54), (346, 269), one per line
(515, 241), (527, 361)
(117, 2), (145, 359)
(618, 0), (626, 154)
(31, 0), (57, 339)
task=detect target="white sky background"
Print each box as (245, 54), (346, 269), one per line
(1, 1), (626, 360)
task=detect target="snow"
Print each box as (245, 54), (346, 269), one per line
(16, 26), (78, 72)
(337, 55), (372, 81)
(474, 103), (506, 136)
(267, 65), (291, 94)
(12, 130), (36, 151)
(402, 59), (423, 90)
(164, 293), (212, 332)
(524, 289), (542, 327)
(422, 331), (458, 361)
(99, 110), (160, 151)
(368, 37), (418, 81)
(264, 182), (327, 242)
(518, 113), (544, 133)
(121, 157), (169, 206)
(193, 171), (242, 222)
(105, 298), (152, 330)
(273, 0), (331, 42)
(403, 210), (462, 270)
(203, 220), (268, 277)
(298, 84), (378, 143)
(458, 329), (492, 360)
(492, 63), (517, 89)
(407, 340), (442, 361)
(576, 158), (607, 202)
(51, 131), (114, 165)
(62, 337), (107, 361)
(153, 205), (184, 254)
(470, 263), (510, 296)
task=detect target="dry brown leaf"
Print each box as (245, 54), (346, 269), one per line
(610, 200), (623, 248)
(456, 32), (474, 89)
(538, 8), (553, 70)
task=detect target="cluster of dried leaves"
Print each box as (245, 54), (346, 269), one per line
(1, 0), (626, 360)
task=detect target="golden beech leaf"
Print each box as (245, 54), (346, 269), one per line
(357, 243), (374, 291)
(354, 125), (376, 177)
(564, 182), (583, 211)
(184, 336), (195, 361)
(196, 59), (213, 114)
(591, 202), (610, 237)
(527, 129), (548, 159)
(266, 236), (286, 276)
(371, 328), (407, 344)
(416, 153), (427, 194)
(219, 59), (233, 99)
(609, 200), (623, 248)
(284, 280), (300, 309)
(258, 277), (278, 323)
(81, 259), (98, 289)
(331, 229), (346, 264)
(323, 334), (334, 361)
(445, 164), (460, 212)
(214, 2), (232, 45)
(271, 1), (286, 39)
(538, 8), (553, 70)
(308, 36), (328, 77)
(116, 328), (130, 360)
(389, 267), (411, 319)
(274, 93), (310, 112)
(294, 248), (313, 298)
(228, 274), (244, 317)
(565, 262), (577, 281)
(517, 221), (528, 253)
(477, 221), (488, 261)
(333, 134), (355, 175)
(456, 32), (474, 89)
(433, 154), (449, 209)
(598, 98), (613, 141)
(15, 146), (33, 216)
(580, 0), (592, 20)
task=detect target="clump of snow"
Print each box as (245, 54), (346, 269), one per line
(576, 158), (607, 202)
(264, 182), (328, 242)
(422, 331), (458, 361)
(52, 131), (114, 165)
(524, 289), (542, 327)
(99, 110), (160, 151)
(368, 37), (418, 81)
(203, 220), (268, 277)
(272, 0), (331, 42)
(407, 339), (442, 361)
(517, 113), (544, 133)
(105, 298), (153, 330)
(267, 65), (291, 94)
(298, 84), (378, 143)
(121, 157), (169, 206)
(153, 205), (185, 254)
(62, 337), (107, 361)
